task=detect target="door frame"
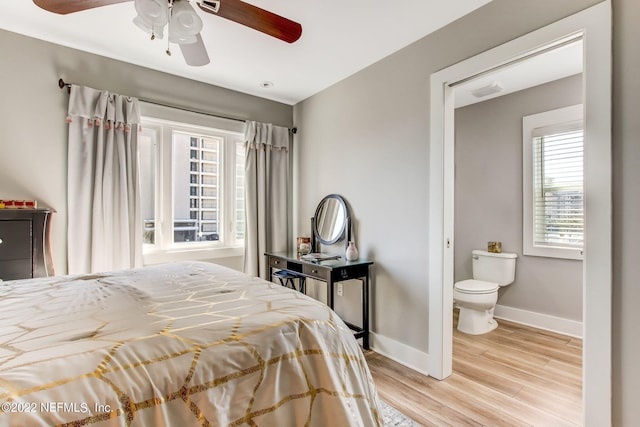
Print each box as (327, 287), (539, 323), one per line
(427, 2), (611, 425)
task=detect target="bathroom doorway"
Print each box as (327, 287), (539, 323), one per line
(452, 40), (584, 334)
(427, 2), (611, 425)
(451, 45), (585, 422)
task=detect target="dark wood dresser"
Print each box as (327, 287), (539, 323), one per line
(0, 208), (55, 281)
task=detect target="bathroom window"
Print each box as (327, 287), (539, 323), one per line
(522, 105), (584, 260)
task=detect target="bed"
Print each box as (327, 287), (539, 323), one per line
(0, 261), (381, 426)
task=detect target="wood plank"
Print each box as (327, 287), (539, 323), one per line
(366, 352), (481, 426)
(453, 353), (525, 397)
(444, 373), (578, 427)
(515, 385), (582, 424)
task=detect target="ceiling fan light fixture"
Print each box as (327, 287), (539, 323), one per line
(44, 0), (301, 67)
(134, 0), (169, 28)
(169, 34), (198, 44)
(169, 1), (203, 44)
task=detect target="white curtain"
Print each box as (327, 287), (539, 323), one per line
(244, 121), (290, 278)
(67, 85), (142, 274)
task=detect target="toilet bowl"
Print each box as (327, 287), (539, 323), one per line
(454, 279), (499, 335)
(454, 250), (517, 335)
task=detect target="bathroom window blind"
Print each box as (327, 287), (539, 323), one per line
(532, 121), (584, 249)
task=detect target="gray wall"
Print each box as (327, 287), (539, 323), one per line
(294, 0), (640, 422)
(0, 29), (292, 274)
(293, 0), (602, 357)
(454, 75), (583, 321)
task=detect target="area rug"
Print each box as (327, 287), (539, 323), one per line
(380, 399), (422, 426)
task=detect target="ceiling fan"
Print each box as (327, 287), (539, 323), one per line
(32, 0), (303, 66)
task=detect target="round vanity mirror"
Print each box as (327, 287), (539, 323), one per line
(313, 194), (349, 245)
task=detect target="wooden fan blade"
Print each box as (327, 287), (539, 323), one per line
(198, 0), (302, 43)
(180, 34), (211, 66)
(33, 0), (132, 15)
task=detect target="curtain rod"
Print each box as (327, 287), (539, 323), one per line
(58, 78), (298, 134)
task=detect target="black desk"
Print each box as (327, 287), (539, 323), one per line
(265, 251), (373, 349)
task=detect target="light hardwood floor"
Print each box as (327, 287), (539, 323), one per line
(366, 311), (582, 426)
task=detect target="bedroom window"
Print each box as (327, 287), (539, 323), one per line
(139, 117), (245, 261)
(522, 104), (584, 260)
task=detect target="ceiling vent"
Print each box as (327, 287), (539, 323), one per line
(470, 82), (503, 98)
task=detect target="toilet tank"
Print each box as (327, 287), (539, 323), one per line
(472, 249), (517, 286)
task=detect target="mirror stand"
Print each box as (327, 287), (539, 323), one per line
(309, 194), (352, 256)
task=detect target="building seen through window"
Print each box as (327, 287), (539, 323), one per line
(139, 118), (245, 251)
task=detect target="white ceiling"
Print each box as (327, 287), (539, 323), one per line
(0, 0), (492, 105)
(454, 40), (583, 108)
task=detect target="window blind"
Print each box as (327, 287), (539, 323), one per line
(532, 120), (584, 248)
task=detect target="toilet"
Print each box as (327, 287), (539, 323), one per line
(454, 249), (517, 335)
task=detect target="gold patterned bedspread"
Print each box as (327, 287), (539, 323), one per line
(0, 261), (381, 426)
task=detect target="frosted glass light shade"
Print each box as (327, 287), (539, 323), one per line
(134, 0), (169, 27)
(169, 0), (203, 43)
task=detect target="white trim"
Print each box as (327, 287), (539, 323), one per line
(580, 4), (613, 425)
(427, 55), (455, 381)
(429, 3), (611, 426)
(494, 304), (583, 338)
(139, 101), (245, 134)
(370, 332), (430, 376)
(143, 246), (243, 265)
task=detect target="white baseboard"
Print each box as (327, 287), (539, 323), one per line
(369, 332), (430, 376)
(493, 304), (583, 338)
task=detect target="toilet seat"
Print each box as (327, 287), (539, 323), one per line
(454, 279), (499, 294)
